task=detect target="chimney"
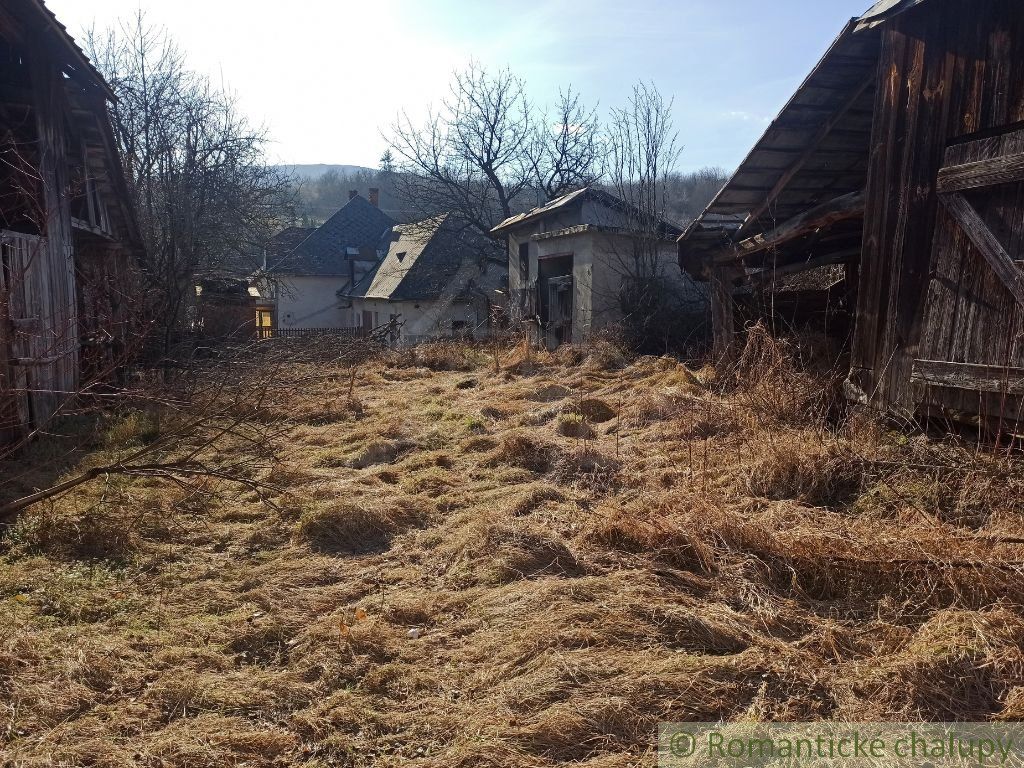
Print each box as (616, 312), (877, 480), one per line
(348, 190), (358, 201)
(368, 187), (380, 208)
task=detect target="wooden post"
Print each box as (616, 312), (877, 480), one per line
(709, 262), (736, 370)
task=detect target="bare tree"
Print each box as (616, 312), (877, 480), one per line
(529, 87), (604, 200)
(607, 82), (680, 277)
(387, 62), (532, 237)
(387, 63), (602, 238)
(603, 82), (708, 352)
(663, 166), (729, 225)
(85, 16), (296, 357)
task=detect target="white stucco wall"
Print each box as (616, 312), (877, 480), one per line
(350, 258), (505, 344)
(275, 276), (352, 329)
(352, 297), (487, 343)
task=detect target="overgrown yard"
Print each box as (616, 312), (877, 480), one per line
(3, 337), (1024, 767)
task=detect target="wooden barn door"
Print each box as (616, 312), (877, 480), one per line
(0, 232), (46, 438)
(913, 127), (1024, 427)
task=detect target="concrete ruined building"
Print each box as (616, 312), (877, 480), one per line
(493, 187), (704, 349)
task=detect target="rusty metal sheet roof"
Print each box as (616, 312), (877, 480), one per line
(856, 0), (933, 29)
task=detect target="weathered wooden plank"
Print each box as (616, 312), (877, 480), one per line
(709, 264), (736, 368)
(913, 359), (1024, 393)
(940, 192), (1024, 306)
(735, 191), (864, 256)
(937, 152), (1024, 193)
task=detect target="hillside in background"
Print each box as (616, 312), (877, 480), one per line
(284, 164), (730, 231)
(277, 164), (377, 181)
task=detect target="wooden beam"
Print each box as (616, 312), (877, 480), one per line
(734, 190), (865, 257)
(10, 356), (59, 367)
(746, 248), (858, 285)
(735, 168), (865, 179)
(736, 75), (874, 238)
(912, 360), (1024, 394)
(940, 192), (1024, 306)
(937, 153), (1024, 194)
(709, 264), (737, 369)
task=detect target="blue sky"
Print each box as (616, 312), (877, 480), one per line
(48, 0), (870, 173)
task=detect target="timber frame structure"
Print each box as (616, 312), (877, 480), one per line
(0, 0), (142, 446)
(679, 0), (1024, 433)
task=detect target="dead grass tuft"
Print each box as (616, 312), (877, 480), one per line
(743, 436), (863, 507)
(551, 447), (620, 492)
(295, 496), (429, 553)
(483, 432), (559, 473)
(348, 438), (418, 469)
(565, 397), (616, 423)
(507, 484), (567, 517)
(554, 412), (595, 439)
(478, 519), (582, 583)
(400, 341), (485, 371)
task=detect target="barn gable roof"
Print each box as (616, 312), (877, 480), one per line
(856, 0), (933, 29)
(10, 0), (116, 100)
(678, 19), (882, 262)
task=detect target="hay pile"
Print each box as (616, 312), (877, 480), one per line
(2, 338), (1024, 767)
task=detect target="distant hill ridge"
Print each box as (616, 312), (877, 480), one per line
(277, 164), (377, 181)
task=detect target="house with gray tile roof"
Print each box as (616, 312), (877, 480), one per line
(343, 214), (507, 343)
(260, 194), (394, 329)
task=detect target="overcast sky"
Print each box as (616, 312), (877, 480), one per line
(48, 0), (870, 173)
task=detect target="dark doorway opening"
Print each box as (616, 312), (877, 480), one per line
(538, 254), (573, 347)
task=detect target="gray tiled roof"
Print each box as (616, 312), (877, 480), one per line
(266, 226), (315, 262)
(346, 214), (504, 302)
(268, 195), (394, 276)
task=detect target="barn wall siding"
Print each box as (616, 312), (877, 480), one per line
(849, 0), (1024, 421)
(1, 4), (141, 448)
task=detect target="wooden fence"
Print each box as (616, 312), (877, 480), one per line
(256, 327), (361, 340)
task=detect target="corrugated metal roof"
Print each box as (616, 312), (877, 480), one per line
(492, 187), (683, 237)
(491, 188), (594, 232)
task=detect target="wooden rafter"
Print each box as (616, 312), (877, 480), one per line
(729, 190), (864, 260)
(735, 75), (874, 239)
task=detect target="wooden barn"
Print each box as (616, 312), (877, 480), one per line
(679, 0), (1024, 432)
(0, 0), (142, 445)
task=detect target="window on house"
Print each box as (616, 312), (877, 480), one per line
(518, 242), (530, 281)
(396, 251), (407, 262)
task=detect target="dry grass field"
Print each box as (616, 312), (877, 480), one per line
(3, 335), (1024, 767)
